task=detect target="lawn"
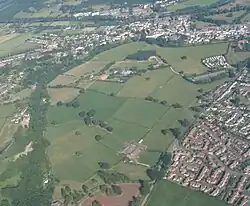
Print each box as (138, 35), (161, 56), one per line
(15, 88), (33, 100)
(113, 99), (167, 128)
(167, 0), (218, 11)
(48, 87), (80, 105)
(155, 43), (228, 74)
(147, 180), (228, 206)
(47, 91), (126, 124)
(89, 81), (123, 95)
(0, 123), (19, 146)
(117, 68), (174, 98)
(0, 104), (16, 118)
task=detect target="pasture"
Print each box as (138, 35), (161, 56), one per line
(47, 123), (120, 182)
(48, 74), (76, 87)
(92, 42), (148, 61)
(154, 43), (228, 74)
(167, 0), (218, 11)
(147, 181), (227, 206)
(48, 88), (80, 105)
(117, 68), (174, 98)
(47, 90), (126, 124)
(207, 11), (245, 23)
(89, 81), (123, 94)
(113, 99), (167, 128)
(0, 33), (39, 57)
(0, 34), (17, 44)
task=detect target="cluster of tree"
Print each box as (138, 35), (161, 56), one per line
(126, 50), (156, 61)
(178, 118), (190, 127)
(138, 179), (150, 196)
(61, 186), (84, 205)
(144, 96), (167, 106)
(97, 61), (116, 75)
(146, 152), (172, 181)
(2, 66), (55, 205)
(78, 109), (114, 132)
(97, 170), (130, 185)
(129, 197), (140, 206)
(172, 103), (182, 108)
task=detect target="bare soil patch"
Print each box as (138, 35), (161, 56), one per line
(83, 183), (140, 206)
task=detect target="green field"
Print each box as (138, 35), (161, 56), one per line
(167, 0), (218, 11)
(89, 81), (123, 95)
(154, 43), (228, 74)
(47, 90), (126, 124)
(0, 33), (39, 57)
(117, 68), (174, 98)
(147, 181), (228, 206)
(113, 99), (167, 128)
(207, 11), (246, 23)
(46, 42), (230, 196)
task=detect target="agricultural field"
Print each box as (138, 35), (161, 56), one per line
(117, 68), (174, 98)
(167, 0), (217, 11)
(147, 181), (228, 206)
(0, 33), (39, 57)
(154, 43), (229, 75)
(0, 34), (17, 44)
(207, 10), (246, 23)
(48, 88), (80, 105)
(46, 42), (230, 199)
(89, 81), (123, 95)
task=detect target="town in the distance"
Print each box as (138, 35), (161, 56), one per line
(0, 0), (249, 206)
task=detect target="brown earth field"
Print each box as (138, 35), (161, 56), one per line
(82, 183), (140, 206)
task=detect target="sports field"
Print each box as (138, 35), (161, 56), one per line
(147, 181), (228, 206)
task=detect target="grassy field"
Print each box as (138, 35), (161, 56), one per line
(113, 99), (167, 128)
(117, 68), (174, 98)
(48, 75), (77, 87)
(147, 181), (228, 206)
(154, 43), (228, 74)
(92, 42), (148, 61)
(47, 122), (120, 182)
(0, 34), (17, 44)
(48, 88), (80, 105)
(167, 0), (218, 11)
(47, 90), (126, 124)
(15, 88), (33, 100)
(0, 33), (39, 57)
(207, 10), (245, 23)
(46, 42), (230, 195)
(89, 81), (123, 94)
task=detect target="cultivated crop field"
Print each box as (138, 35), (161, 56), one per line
(46, 42), (230, 197)
(147, 181), (228, 206)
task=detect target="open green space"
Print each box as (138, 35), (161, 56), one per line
(147, 180), (228, 206)
(113, 99), (167, 128)
(143, 107), (193, 151)
(47, 123), (120, 182)
(114, 162), (150, 180)
(207, 11), (246, 23)
(89, 81), (123, 95)
(154, 43), (228, 74)
(117, 68), (174, 98)
(0, 104), (16, 118)
(92, 42), (148, 61)
(0, 33), (39, 57)
(47, 90), (126, 124)
(167, 0), (218, 11)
